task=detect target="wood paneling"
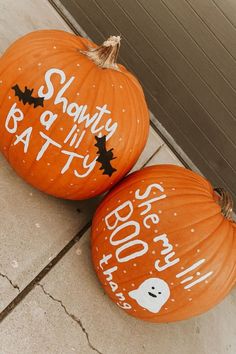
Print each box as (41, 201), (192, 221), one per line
(59, 0), (236, 201)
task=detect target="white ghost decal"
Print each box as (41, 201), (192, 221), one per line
(128, 278), (170, 313)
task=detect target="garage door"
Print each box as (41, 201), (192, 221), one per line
(53, 0), (236, 202)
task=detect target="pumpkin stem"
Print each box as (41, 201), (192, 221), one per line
(80, 36), (121, 71)
(214, 188), (234, 221)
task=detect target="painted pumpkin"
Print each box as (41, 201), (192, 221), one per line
(0, 30), (149, 199)
(91, 164), (236, 322)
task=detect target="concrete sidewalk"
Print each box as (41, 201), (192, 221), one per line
(0, 1), (235, 354)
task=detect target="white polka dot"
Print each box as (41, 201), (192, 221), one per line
(106, 208), (109, 211)
(158, 210), (162, 214)
(172, 188), (176, 191)
(149, 271), (153, 274)
(92, 84), (96, 88)
(187, 289), (191, 292)
(8, 96), (11, 99)
(76, 92), (80, 96)
(170, 282), (174, 285)
(134, 309), (136, 312)
(0, 80), (2, 84)
(47, 162), (51, 166)
(197, 249), (200, 253)
(141, 180), (145, 183)
(131, 283), (135, 287)
(111, 84), (114, 87)
(130, 149), (132, 152)
(119, 137), (122, 141)
(154, 230), (158, 233)
(105, 237), (107, 240)
(123, 288), (126, 291)
(118, 200), (121, 203)
(133, 263), (137, 267)
(50, 178), (54, 182)
(38, 63), (42, 66)
(165, 307), (168, 310)
(35, 223), (40, 228)
(205, 280), (208, 284)
(160, 182), (163, 185)
(174, 212), (177, 216)
(191, 228), (195, 233)
(129, 191), (133, 194)
(171, 299), (175, 302)
(123, 270), (127, 273)
(18, 67), (22, 71)
(60, 127), (64, 131)
(152, 250), (156, 254)
(96, 247), (98, 252)
(196, 272), (201, 276)
(181, 266), (184, 270)
(70, 183), (74, 186)
(175, 244), (179, 247)
(119, 85), (123, 88)
(22, 160), (26, 163)
(122, 109), (125, 112)
(3, 146), (7, 150)
(93, 178), (97, 181)
(76, 63), (80, 67)
(96, 228), (98, 232)
(137, 119), (140, 123)
(189, 298), (192, 301)
(53, 46), (57, 49)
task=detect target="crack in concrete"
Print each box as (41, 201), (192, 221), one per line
(0, 272), (20, 292)
(38, 284), (102, 354)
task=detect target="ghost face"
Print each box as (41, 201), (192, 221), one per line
(128, 278), (170, 313)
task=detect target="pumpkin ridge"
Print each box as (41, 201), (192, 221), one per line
(63, 66), (114, 198)
(41, 65), (103, 196)
(171, 216), (224, 260)
(0, 30), (149, 199)
(41, 66), (103, 199)
(164, 207), (222, 236)
(158, 222), (234, 320)
(0, 51), (80, 154)
(118, 70), (144, 175)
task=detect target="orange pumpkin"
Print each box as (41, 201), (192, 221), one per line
(91, 164), (236, 322)
(0, 30), (149, 199)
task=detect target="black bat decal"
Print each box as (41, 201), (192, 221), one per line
(95, 135), (117, 177)
(12, 84), (44, 108)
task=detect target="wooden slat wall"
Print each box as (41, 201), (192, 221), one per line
(59, 0), (236, 200)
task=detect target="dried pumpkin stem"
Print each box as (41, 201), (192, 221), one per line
(214, 187), (234, 220)
(80, 36), (121, 71)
